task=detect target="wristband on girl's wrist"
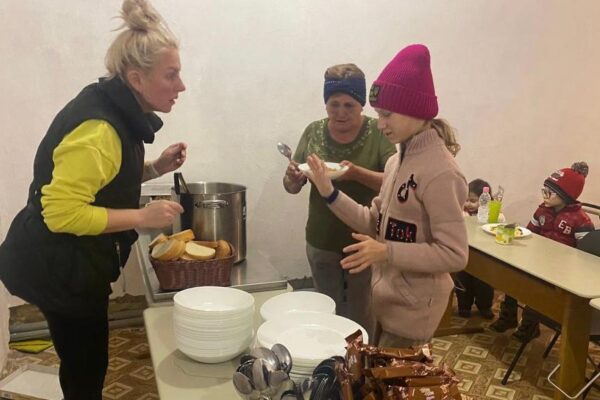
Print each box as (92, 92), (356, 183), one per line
(323, 188), (339, 204)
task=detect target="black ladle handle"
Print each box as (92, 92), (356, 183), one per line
(174, 173), (181, 194)
(173, 172), (190, 194)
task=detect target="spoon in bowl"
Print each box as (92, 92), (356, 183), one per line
(277, 142), (293, 162)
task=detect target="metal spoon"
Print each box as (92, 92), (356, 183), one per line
(250, 347), (281, 371)
(271, 344), (293, 374)
(233, 371), (254, 396)
(252, 358), (269, 391)
(269, 370), (289, 389)
(277, 142), (293, 162)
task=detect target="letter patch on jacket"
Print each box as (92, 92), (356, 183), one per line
(376, 213), (382, 235)
(384, 217), (417, 243)
(397, 174), (417, 203)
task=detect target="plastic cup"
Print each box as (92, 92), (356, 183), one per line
(488, 200), (502, 223)
(495, 225), (515, 245)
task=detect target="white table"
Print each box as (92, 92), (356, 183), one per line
(144, 286), (290, 399)
(591, 298), (600, 312)
(463, 217), (600, 399)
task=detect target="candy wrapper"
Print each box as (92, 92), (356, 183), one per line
(336, 330), (462, 400)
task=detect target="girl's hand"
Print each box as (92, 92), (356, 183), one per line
(139, 200), (183, 229)
(154, 142), (187, 174)
(306, 154), (335, 197)
(341, 233), (388, 274)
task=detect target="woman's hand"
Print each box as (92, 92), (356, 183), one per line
(285, 160), (306, 184)
(337, 160), (357, 182)
(138, 200), (184, 229)
(306, 154), (335, 197)
(154, 142), (187, 175)
(340, 233), (388, 274)
(283, 160), (307, 194)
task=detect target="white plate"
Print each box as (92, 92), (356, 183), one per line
(173, 286), (254, 314)
(260, 292), (336, 321)
(256, 311), (368, 363)
(481, 223), (532, 238)
(297, 162), (349, 180)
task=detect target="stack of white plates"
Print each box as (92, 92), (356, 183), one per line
(256, 311), (368, 382)
(173, 286), (255, 364)
(259, 291), (336, 321)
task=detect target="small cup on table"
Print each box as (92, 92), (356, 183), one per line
(495, 224), (516, 245)
(488, 200), (502, 223)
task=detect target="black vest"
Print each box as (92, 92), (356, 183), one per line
(0, 77), (162, 315)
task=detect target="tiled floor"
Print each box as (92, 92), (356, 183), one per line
(2, 297), (600, 399)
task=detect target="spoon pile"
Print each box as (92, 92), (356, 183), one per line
(233, 344), (296, 400)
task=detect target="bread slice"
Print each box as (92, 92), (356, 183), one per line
(148, 233), (168, 250)
(192, 240), (219, 248)
(168, 229), (195, 242)
(215, 240), (232, 259)
(151, 239), (186, 261)
(184, 241), (216, 260)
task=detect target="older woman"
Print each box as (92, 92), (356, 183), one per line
(0, 1), (185, 398)
(284, 64), (396, 335)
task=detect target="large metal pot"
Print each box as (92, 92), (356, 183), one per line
(172, 182), (246, 263)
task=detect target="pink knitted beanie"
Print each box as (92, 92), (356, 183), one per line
(369, 44), (438, 120)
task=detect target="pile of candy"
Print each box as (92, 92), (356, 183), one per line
(337, 331), (462, 400)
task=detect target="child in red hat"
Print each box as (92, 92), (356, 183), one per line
(490, 162), (595, 340)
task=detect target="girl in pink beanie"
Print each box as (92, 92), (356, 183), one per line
(305, 44), (468, 347)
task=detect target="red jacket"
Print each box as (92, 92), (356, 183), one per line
(526, 202), (594, 247)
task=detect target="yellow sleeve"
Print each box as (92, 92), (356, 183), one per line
(41, 120), (122, 236)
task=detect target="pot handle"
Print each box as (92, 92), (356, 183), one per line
(195, 199), (229, 208)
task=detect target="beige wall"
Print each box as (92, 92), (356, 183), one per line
(1, 0), (600, 363)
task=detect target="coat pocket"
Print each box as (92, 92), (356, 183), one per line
(51, 241), (103, 298)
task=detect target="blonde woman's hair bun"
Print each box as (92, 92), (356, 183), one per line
(121, 0), (161, 32)
(105, 0), (178, 79)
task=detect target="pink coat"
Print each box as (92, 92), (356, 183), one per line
(329, 129), (468, 341)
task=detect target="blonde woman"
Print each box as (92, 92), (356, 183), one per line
(284, 64), (396, 337)
(0, 1), (186, 398)
(306, 45), (468, 347)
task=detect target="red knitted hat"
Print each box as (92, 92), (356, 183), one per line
(369, 44), (438, 120)
(544, 162), (589, 203)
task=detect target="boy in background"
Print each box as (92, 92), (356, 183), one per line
(490, 162), (594, 340)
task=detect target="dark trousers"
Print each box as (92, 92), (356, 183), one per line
(454, 271), (494, 311)
(306, 243), (375, 340)
(41, 304), (109, 400)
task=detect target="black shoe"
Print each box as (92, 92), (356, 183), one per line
(512, 324), (541, 342)
(479, 308), (495, 320)
(489, 317), (518, 332)
(458, 309), (471, 318)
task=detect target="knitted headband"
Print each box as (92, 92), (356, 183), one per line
(324, 78), (366, 106)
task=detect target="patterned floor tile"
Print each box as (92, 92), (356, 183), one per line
(454, 359), (482, 375)
(493, 367), (521, 382)
(129, 365), (154, 381)
(431, 338), (453, 351)
(108, 356), (132, 371)
(485, 384), (516, 400)
(463, 345), (489, 359)
(103, 382), (133, 399)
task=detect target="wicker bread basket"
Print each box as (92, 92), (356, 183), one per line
(150, 244), (235, 291)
